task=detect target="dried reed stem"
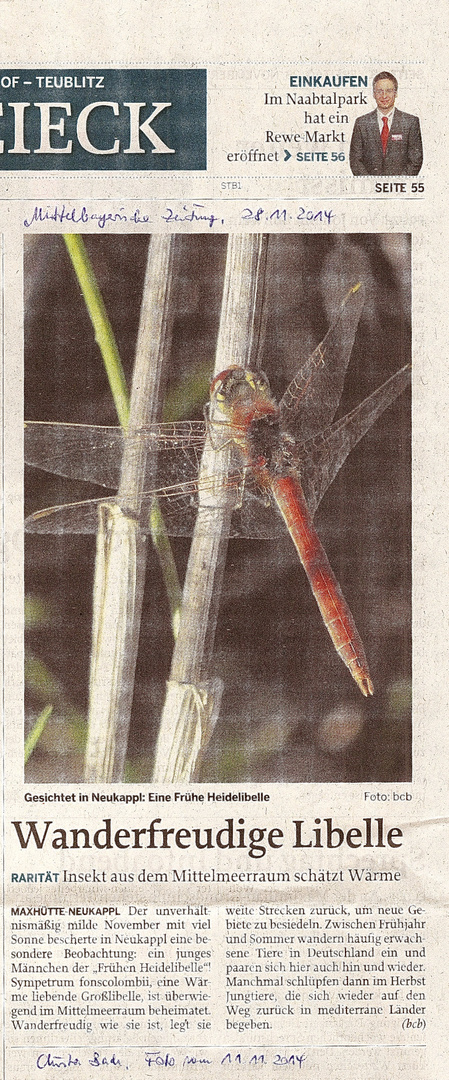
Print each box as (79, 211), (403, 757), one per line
(84, 236), (178, 782)
(152, 234), (268, 783)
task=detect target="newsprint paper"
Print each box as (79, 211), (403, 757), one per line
(1, 5), (448, 1080)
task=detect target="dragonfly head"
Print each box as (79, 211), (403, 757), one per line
(210, 367), (276, 421)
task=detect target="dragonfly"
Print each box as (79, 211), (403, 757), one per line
(25, 283), (411, 697)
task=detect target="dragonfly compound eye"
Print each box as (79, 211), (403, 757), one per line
(211, 368), (273, 407)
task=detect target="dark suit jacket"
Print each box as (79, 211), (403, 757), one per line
(349, 108), (423, 175)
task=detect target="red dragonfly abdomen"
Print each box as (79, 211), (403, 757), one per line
(270, 472), (374, 697)
(211, 365), (374, 698)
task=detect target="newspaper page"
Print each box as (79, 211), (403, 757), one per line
(1, 7), (447, 1080)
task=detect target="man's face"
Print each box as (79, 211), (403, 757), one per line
(373, 79), (397, 111)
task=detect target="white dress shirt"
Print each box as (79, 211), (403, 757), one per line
(377, 106), (395, 134)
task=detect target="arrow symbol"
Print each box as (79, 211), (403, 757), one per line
(284, 150), (292, 162)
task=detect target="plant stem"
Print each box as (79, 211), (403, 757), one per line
(152, 234), (269, 783)
(24, 705), (53, 764)
(63, 234), (130, 431)
(83, 236), (179, 782)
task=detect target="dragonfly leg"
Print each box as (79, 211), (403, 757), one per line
(203, 402), (237, 451)
(233, 466), (249, 510)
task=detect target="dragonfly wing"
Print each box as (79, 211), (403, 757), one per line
(25, 433), (268, 539)
(25, 419), (289, 539)
(25, 462), (289, 540)
(25, 479), (221, 536)
(278, 283), (366, 442)
(24, 367), (410, 541)
(24, 422), (126, 488)
(298, 364), (411, 517)
(25, 499), (105, 534)
(24, 420), (208, 490)
(224, 479), (286, 540)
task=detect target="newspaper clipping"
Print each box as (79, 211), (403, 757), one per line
(1, 35), (447, 1080)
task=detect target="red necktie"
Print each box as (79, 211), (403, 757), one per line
(381, 116), (389, 155)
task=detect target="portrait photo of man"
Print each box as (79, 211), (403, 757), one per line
(350, 71), (423, 176)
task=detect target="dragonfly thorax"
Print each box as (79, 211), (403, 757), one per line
(210, 366), (300, 479)
(245, 413), (299, 479)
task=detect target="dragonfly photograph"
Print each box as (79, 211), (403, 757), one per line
(24, 232), (412, 784)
